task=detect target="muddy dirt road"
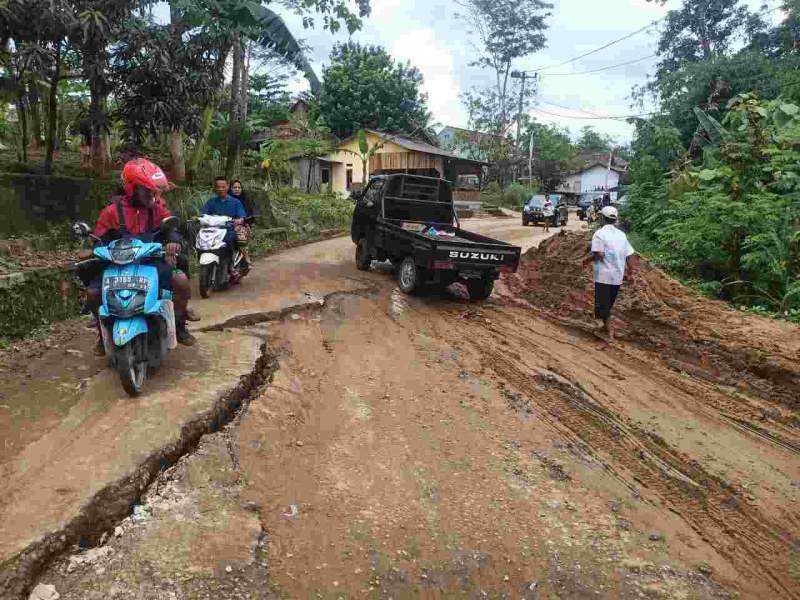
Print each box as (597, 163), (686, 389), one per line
(3, 214), (799, 599)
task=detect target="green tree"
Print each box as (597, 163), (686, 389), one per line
(216, 0), (370, 179)
(456, 0), (552, 138)
(629, 118), (684, 170)
(112, 14), (227, 182)
(0, 0), (78, 170)
(521, 120), (579, 192)
(647, 0), (765, 78)
(576, 126), (613, 154)
(317, 42), (429, 138)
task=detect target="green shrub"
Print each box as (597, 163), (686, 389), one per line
(626, 95), (800, 317)
(481, 181), (538, 210)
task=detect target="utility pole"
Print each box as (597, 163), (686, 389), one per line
(514, 71), (527, 150)
(529, 130), (534, 186)
(604, 149), (614, 197)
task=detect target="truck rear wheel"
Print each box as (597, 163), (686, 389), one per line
(398, 257), (423, 295)
(355, 239), (372, 271)
(466, 277), (495, 301)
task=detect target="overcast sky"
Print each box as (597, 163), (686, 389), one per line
(155, 0), (778, 144)
(273, 0), (780, 144)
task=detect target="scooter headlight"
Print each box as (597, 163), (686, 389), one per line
(110, 241), (138, 264)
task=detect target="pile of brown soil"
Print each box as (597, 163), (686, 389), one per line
(499, 230), (800, 412)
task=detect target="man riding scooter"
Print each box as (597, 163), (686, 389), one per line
(119, 151), (200, 322)
(200, 176), (249, 276)
(85, 160), (197, 354)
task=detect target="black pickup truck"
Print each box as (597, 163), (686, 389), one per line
(350, 174), (521, 300)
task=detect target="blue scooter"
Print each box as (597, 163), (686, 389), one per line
(73, 217), (179, 396)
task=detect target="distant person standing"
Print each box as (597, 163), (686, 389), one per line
(582, 206), (638, 341)
(542, 194), (554, 233)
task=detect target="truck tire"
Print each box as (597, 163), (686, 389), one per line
(355, 239), (372, 271)
(522, 216), (529, 226)
(466, 277), (495, 301)
(398, 257), (422, 295)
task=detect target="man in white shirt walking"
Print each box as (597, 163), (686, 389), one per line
(582, 206), (638, 340)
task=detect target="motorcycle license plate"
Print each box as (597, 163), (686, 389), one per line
(105, 276), (150, 291)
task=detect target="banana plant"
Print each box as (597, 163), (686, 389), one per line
(342, 128), (385, 185)
(692, 106), (726, 150)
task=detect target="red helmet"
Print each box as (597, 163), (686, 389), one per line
(121, 158), (170, 198)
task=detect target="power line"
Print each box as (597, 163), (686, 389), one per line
(539, 54), (658, 77)
(523, 18), (666, 75)
(539, 99), (608, 118)
(532, 107), (664, 121)
(519, 2), (784, 77)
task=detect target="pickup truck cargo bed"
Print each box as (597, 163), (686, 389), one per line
(351, 174), (521, 300)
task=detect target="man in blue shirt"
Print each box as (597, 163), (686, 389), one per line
(201, 176), (247, 220)
(201, 176), (249, 271)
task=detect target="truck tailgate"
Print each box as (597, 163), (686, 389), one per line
(431, 241), (521, 271)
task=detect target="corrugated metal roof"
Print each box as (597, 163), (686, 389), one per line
(361, 130), (488, 165)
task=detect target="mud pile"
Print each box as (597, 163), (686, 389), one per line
(501, 230), (800, 412)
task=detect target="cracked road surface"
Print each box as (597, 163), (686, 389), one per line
(3, 214), (799, 599)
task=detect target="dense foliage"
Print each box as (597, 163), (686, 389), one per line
(317, 42), (429, 138)
(625, 96), (800, 316)
(0, 0), (371, 178)
(624, 0), (800, 320)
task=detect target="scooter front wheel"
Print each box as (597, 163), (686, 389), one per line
(199, 262), (217, 298)
(115, 342), (146, 397)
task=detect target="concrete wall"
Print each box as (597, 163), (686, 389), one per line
(0, 266), (82, 339)
(0, 173), (115, 236)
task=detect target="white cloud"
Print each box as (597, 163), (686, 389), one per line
(271, 0), (782, 143)
(390, 29), (467, 130)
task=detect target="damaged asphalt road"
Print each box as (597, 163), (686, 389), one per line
(2, 216), (799, 599)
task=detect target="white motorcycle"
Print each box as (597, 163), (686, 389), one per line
(193, 214), (253, 298)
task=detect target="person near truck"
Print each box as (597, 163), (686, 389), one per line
(542, 194), (554, 233)
(582, 206), (638, 340)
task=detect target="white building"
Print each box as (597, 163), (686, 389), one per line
(557, 159), (626, 202)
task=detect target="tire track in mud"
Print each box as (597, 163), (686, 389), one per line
(441, 310), (800, 599)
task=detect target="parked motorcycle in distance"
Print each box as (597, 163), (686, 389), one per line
(192, 215), (255, 298)
(72, 217), (180, 396)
